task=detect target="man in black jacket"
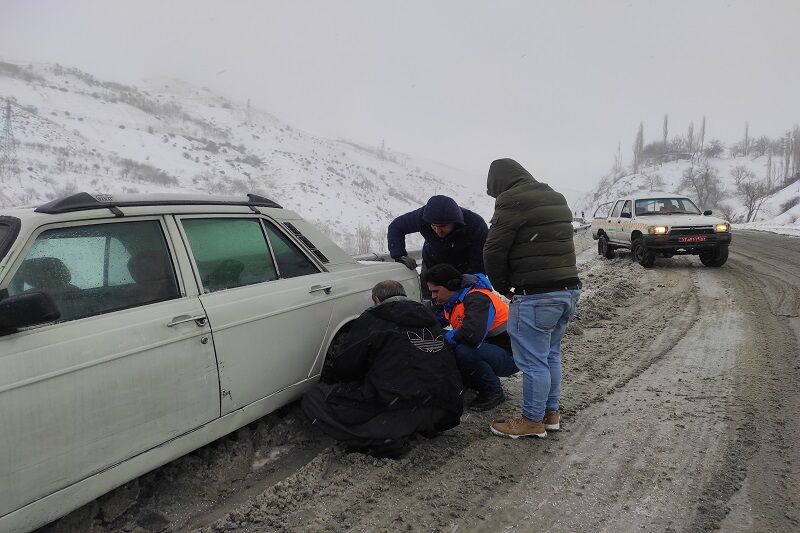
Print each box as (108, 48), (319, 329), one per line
(301, 280), (464, 458)
(387, 195), (488, 274)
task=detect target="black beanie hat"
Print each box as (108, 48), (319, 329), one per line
(422, 195), (464, 225)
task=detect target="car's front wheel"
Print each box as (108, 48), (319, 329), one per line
(598, 235), (616, 259)
(699, 245), (729, 267)
(632, 238), (656, 268)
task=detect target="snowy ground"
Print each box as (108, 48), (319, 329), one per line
(38, 230), (800, 532)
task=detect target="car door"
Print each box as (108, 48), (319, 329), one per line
(0, 218), (220, 520)
(177, 215), (335, 415)
(618, 200), (633, 241)
(608, 200), (624, 242)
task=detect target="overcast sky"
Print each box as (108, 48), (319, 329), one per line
(1, 0), (798, 192)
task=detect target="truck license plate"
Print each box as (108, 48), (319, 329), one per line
(678, 236), (707, 243)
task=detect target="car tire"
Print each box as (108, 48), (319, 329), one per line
(632, 238), (655, 268)
(320, 325), (352, 383)
(598, 235), (616, 259)
(699, 245), (729, 267)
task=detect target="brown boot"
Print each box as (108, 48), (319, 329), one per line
(490, 415), (547, 439)
(544, 410), (561, 431)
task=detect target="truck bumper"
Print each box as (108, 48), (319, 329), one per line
(642, 232), (732, 252)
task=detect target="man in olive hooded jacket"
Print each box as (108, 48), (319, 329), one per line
(483, 158), (581, 439)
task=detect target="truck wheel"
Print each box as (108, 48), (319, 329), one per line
(632, 238), (655, 268)
(699, 246), (729, 267)
(598, 235), (616, 259)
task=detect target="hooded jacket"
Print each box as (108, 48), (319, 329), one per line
(330, 297), (464, 417)
(441, 274), (512, 352)
(387, 196), (488, 273)
(483, 159), (579, 294)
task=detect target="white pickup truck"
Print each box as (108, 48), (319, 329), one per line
(591, 192), (732, 267)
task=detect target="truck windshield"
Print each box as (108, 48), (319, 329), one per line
(635, 198), (701, 216)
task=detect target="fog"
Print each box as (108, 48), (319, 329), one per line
(1, 0), (798, 193)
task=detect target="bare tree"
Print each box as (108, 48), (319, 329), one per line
(704, 139), (724, 159)
(612, 141), (624, 178)
(743, 122), (750, 157)
(644, 172), (665, 192)
(681, 163), (724, 208)
(737, 179), (768, 222)
(730, 165), (755, 186)
(355, 224), (374, 254)
(699, 116), (706, 156)
(632, 122), (644, 174)
(662, 114), (669, 158)
(687, 122), (695, 155)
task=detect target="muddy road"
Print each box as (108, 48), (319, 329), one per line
(41, 231), (800, 533)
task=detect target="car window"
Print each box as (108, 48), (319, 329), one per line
(263, 222), (320, 278)
(635, 198), (702, 216)
(182, 218), (278, 292)
(621, 200), (632, 217)
(5, 220), (179, 323)
(611, 201), (624, 218)
(593, 202), (614, 218)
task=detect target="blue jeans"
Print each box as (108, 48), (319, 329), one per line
(508, 289), (581, 421)
(454, 343), (518, 395)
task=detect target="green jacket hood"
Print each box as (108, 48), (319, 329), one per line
(486, 158), (536, 198)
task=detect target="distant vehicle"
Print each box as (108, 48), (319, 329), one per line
(591, 193), (732, 267)
(0, 192), (419, 533)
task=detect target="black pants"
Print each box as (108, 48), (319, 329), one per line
(301, 383), (450, 450)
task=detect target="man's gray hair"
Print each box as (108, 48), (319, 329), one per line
(371, 280), (407, 302)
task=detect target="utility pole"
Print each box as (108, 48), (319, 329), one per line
(0, 98), (18, 180)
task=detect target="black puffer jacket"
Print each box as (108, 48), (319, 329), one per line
(483, 159), (579, 294)
(387, 196), (488, 273)
(330, 297), (464, 417)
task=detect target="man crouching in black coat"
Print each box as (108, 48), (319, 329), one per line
(301, 280), (464, 458)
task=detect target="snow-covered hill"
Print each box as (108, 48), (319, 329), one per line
(0, 61), (493, 253)
(577, 155), (800, 234)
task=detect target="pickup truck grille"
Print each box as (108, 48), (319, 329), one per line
(670, 226), (715, 235)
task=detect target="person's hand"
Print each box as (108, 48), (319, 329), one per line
(396, 256), (417, 269)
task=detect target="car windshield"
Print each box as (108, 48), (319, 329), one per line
(635, 198), (701, 216)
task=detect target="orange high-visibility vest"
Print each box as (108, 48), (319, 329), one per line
(444, 288), (508, 334)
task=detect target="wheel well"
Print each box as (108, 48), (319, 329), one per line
(631, 230), (642, 241)
(320, 321), (354, 383)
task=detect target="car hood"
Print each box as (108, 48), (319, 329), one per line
(635, 214), (728, 227)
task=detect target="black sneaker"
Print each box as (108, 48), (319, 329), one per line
(468, 391), (506, 411)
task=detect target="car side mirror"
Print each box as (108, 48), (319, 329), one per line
(0, 291), (61, 334)
(703, 210), (713, 216)
(620, 212), (632, 219)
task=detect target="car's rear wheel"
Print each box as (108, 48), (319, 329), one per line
(699, 245), (729, 267)
(632, 238), (655, 268)
(598, 235), (616, 259)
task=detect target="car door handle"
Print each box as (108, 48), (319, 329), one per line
(309, 284), (333, 294)
(167, 314), (208, 327)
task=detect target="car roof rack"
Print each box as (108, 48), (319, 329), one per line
(35, 192), (282, 214)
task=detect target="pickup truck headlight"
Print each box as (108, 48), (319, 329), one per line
(714, 223), (730, 233)
(647, 226), (668, 235)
